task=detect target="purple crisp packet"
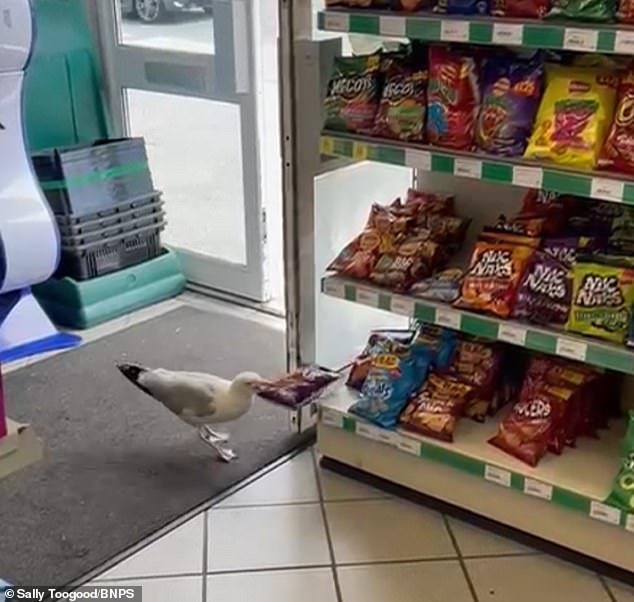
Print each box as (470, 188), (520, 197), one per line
(475, 53), (544, 157)
(541, 236), (601, 268)
(511, 251), (572, 326)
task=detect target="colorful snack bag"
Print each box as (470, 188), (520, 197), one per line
(567, 261), (634, 344)
(492, 0), (550, 17)
(511, 251), (572, 326)
(349, 341), (432, 428)
(406, 189), (455, 216)
(255, 367), (340, 408)
(599, 67), (634, 174)
(410, 268), (464, 302)
(547, 0), (615, 20)
(445, 338), (502, 421)
(324, 54), (383, 134)
(374, 60), (428, 142)
(541, 236), (598, 268)
(489, 382), (573, 466)
(427, 46), (480, 151)
(454, 241), (535, 318)
(414, 325), (459, 369)
(400, 373), (475, 441)
(607, 411), (634, 511)
(392, 0), (432, 10)
(618, 0), (634, 20)
(476, 54), (544, 157)
(435, 0), (489, 13)
(524, 66), (618, 170)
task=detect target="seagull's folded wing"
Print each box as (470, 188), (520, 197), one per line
(141, 369), (218, 417)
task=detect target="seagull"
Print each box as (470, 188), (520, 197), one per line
(117, 363), (268, 462)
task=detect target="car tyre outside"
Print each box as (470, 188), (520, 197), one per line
(134, 0), (166, 22)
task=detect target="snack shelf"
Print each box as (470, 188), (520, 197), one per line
(321, 275), (634, 375)
(318, 9), (634, 55)
(320, 131), (634, 205)
(319, 383), (632, 532)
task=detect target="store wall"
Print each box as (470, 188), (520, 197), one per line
(24, 0), (108, 151)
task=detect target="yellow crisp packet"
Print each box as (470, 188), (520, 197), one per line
(524, 65), (618, 170)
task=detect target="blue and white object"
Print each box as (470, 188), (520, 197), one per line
(0, 0), (79, 362)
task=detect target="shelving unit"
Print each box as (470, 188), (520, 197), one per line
(295, 4), (634, 578)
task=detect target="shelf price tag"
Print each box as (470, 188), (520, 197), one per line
(498, 323), (527, 346)
(405, 149), (432, 171)
(512, 166), (543, 189)
(441, 20), (469, 42)
(356, 287), (379, 308)
(492, 23), (523, 45)
(321, 409), (343, 428)
(615, 31), (634, 55)
(323, 279), (345, 298)
(591, 178), (624, 203)
(564, 28), (598, 51)
(485, 465), (511, 488)
(380, 15), (406, 37)
(397, 436), (421, 456)
(320, 137), (335, 156)
(324, 12), (350, 32)
(590, 501), (621, 526)
(524, 478), (553, 501)
(391, 296), (415, 318)
(626, 514), (634, 533)
(376, 430), (398, 446)
(356, 422), (381, 441)
(556, 338), (587, 362)
(352, 142), (368, 161)
(435, 308), (461, 330)
(454, 158), (482, 179)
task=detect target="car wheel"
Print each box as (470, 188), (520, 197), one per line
(134, 0), (165, 22)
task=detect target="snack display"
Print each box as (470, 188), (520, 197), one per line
(349, 340), (433, 427)
(374, 59), (428, 142)
(455, 241), (535, 318)
(324, 54), (383, 134)
(547, 0), (616, 20)
(410, 268), (464, 302)
(400, 373), (475, 441)
(524, 66), (618, 170)
(435, 0), (489, 13)
(492, 0), (550, 17)
(599, 67), (634, 174)
(607, 411), (634, 511)
(476, 54), (544, 156)
(512, 251), (572, 326)
(427, 46), (480, 150)
(567, 261), (634, 343)
(255, 367), (341, 408)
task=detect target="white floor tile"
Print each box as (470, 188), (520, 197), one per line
(94, 575), (202, 602)
(216, 451), (319, 507)
(326, 499), (455, 564)
(338, 560), (473, 602)
(207, 504), (331, 572)
(608, 579), (634, 602)
(96, 514), (205, 580)
(447, 518), (536, 557)
(317, 466), (388, 502)
(207, 568), (337, 602)
(466, 555), (612, 602)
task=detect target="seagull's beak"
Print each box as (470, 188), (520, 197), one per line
(117, 363), (152, 396)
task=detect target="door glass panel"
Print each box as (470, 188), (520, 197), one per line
(126, 89), (247, 264)
(118, 1), (214, 54)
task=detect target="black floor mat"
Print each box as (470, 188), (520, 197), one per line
(0, 305), (306, 585)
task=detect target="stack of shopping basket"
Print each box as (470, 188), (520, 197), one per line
(32, 138), (165, 281)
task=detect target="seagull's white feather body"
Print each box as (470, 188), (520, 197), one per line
(137, 368), (257, 427)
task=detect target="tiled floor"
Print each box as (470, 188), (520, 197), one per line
(90, 448), (633, 602)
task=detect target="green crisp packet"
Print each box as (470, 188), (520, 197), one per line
(547, 0), (615, 21)
(567, 262), (634, 344)
(607, 411), (634, 511)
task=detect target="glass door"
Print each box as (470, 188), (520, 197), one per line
(90, 0), (281, 303)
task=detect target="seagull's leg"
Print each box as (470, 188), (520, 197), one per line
(198, 427), (238, 463)
(203, 425), (229, 442)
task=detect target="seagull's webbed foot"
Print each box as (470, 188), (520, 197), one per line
(199, 427), (238, 463)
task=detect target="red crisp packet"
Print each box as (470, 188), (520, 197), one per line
(256, 367), (340, 408)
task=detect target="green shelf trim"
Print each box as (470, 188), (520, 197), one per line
(320, 132), (634, 205)
(323, 407), (632, 535)
(318, 10), (634, 56)
(322, 276), (634, 376)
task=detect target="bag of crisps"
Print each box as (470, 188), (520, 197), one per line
(524, 65), (618, 170)
(618, 0), (634, 20)
(607, 411), (634, 511)
(599, 66), (634, 174)
(427, 46), (480, 151)
(547, 0), (615, 20)
(492, 0), (550, 17)
(323, 54), (383, 134)
(567, 261), (634, 344)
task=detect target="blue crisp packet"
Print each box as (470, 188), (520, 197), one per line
(435, 0), (489, 13)
(350, 341), (433, 428)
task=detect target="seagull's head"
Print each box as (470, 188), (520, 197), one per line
(231, 372), (269, 394)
